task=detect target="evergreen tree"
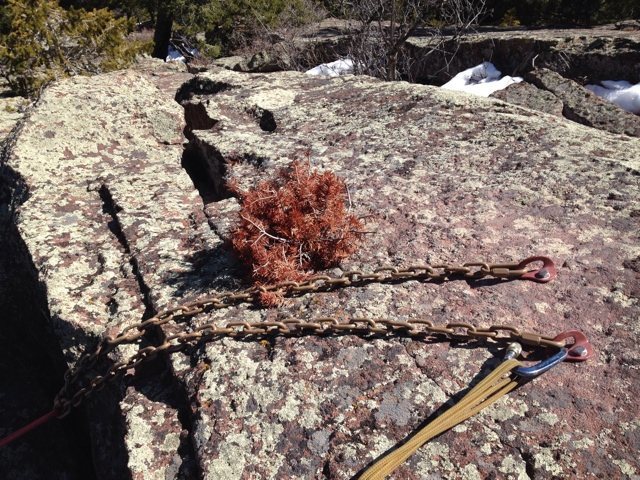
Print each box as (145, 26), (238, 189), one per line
(0, 0), (137, 96)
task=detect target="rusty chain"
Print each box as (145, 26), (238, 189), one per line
(53, 258), (562, 417)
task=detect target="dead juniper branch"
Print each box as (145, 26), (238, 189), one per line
(230, 160), (364, 305)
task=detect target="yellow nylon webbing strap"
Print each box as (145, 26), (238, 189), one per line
(359, 358), (523, 480)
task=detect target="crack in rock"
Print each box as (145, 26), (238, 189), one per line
(98, 183), (155, 320)
(98, 181), (205, 479)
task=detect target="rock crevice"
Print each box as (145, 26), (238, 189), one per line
(98, 184), (155, 320)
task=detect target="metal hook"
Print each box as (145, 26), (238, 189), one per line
(512, 348), (568, 378)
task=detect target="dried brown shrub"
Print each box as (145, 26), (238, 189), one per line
(230, 160), (363, 304)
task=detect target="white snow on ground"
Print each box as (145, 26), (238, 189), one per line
(305, 58), (354, 77)
(166, 46), (197, 63)
(585, 80), (640, 114)
(441, 62), (522, 97)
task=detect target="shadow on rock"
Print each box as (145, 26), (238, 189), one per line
(167, 244), (247, 297)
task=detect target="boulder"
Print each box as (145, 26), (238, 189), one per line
(212, 51), (292, 74)
(247, 50), (288, 72)
(213, 55), (250, 72)
(1, 65), (639, 480)
(615, 20), (640, 31)
(0, 91), (66, 478)
(133, 54), (189, 74)
(525, 67), (640, 137)
(490, 81), (564, 116)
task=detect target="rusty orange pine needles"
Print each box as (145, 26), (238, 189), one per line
(230, 160), (364, 305)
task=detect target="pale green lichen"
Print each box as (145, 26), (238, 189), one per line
(276, 382), (322, 428)
(245, 88), (297, 111)
(499, 454), (529, 480)
(481, 396), (529, 422)
(146, 108), (182, 144)
(612, 458), (637, 476)
(412, 378), (447, 410)
(460, 463), (483, 480)
(126, 405), (156, 466)
(124, 400), (182, 480)
(206, 431), (250, 479)
(480, 442), (493, 455)
(596, 286), (638, 308)
(446, 347), (476, 384)
(534, 302), (550, 314)
(414, 442), (456, 475)
(538, 411), (560, 426)
(533, 448), (564, 475)
(572, 437), (595, 449)
(478, 426), (501, 455)
(369, 434), (396, 458)
(620, 420), (640, 432)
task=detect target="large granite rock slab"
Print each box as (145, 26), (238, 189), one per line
(1, 64), (639, 480)
(1, 68), (209, 479)
(176, 69), (640, 479)
(0, 89), (83, 478)
(490, 81), (564, 117)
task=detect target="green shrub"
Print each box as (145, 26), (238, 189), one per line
(194, 0), (316, 56)
(499, 8), (521, 26)
(0, 0), (139, 96)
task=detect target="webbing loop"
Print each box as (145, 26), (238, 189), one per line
(358, 330), (593, 479)
(358, 359), (522, 480)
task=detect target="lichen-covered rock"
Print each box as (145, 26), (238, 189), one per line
(615, 19), (640, 31)
(525, 67), (640, 137)
(213, 55), (250, 72)
(2, 61), (639, 480)
(178, 68), (640, 479)
(490, 81), (563, 116)
(1, 67), (212, 479)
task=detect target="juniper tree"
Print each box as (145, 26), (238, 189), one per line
(0, 0), (137, 96)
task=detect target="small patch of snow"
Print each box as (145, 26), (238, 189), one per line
(586, 80), (640, 114)
(305, 58), (354, 77)
(441, 62), (522, 97)
(166, 46), (197, 63)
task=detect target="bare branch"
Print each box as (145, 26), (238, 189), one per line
(241, 214), (289, 244)
(336, 0), (487, 81)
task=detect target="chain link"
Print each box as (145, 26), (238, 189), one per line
(53, 259), (561, 417)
